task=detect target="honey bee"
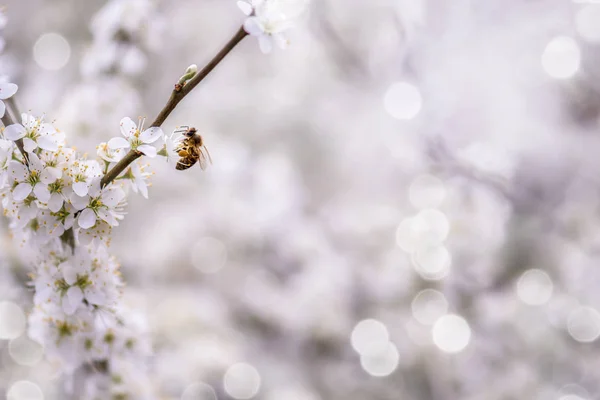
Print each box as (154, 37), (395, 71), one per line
(174, 126), (212, 171)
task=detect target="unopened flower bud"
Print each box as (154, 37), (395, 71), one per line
(177, 64), (198, 85)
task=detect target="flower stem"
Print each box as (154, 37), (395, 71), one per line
(99, 25), (248, 188)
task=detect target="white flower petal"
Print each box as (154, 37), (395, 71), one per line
(244, 17), (265, 36)
(69, 193), (89, 210)
(28, 152), (44, 173)
(33, 184), (51, 203)
(13, 183), (32, 201)
(259, 35), (273, 53)
(137, 144), (157, 157)
(23, 137), (37, 153)
(42, 167), (62, 183)
(97, 208), (118, 226)
(37, 135), (59, 152)
(78, 208), (97, 229)
(3, 124), (26, 140)
(87, 178), (102, 198)
(101, 187), (125, 207)
(73, 181), (91, 197)
(120, 117), (137, 138)
(139, 127), (163, 143)
(85, 289), (106, 306)
(8, 161), (28, 181)
(62, 264), (78, 285)
(108, 137), (130, 149)
(237, 1), (253, 15)
(48, 193), (64, 212)
(64, 287), (84, 315)
(137, 179), (148, 199)
(0, 100), (4, 118)
(0, 83), (18, 100)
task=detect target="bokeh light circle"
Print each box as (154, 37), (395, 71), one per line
(413, 245), (451, 280)
(516, 269), (553, 306)
(223, 362), (261, 399)
(266, 387), (320, 400)
(181, 382), (217, 400)
(409, 175), (446, 209)
(6, 381), (44, 400)
(350, 319), (390, 355)
(567, 306), (600, 343)
(411, 289), (449, 325)
(190, 237), (228, 274)
(383, 82), (422, 120)
(0, 301), (27, 340)
(396, 210), (450, 254)
(33, 33), (71, 71)
(541, 36), (580, 79)
(575, 6), (600, 43)
(360, 342), (400, 377)
(432, 314), (471, 353)
(9, 336), (44, 366)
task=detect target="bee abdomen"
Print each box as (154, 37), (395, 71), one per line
(176, 157), (197, 170)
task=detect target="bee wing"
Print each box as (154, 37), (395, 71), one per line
(203, 145), (213, 165)
(198, 152), (209, 170)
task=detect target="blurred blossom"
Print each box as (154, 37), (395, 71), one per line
(190, 236), (228, 274)
(432, 314), (471, 354)
(575, 6), (600, 43)
(223, 362), (261, 399)
(559, 384), (590, 400)
(33, 33), (71, 71)
(409, 174), (446, 209)
(567, 306), (600, 343)
(9, 335), (44, 366)
(6, 380), (44, 400)
(383, 82), (422, 120)
(411, 289), (449, 325)
(350, 319), (390, 356)
(396, 209), (450, 253)
(181, 382), (217, 400)
(541, 36), (581, 79)
(360, 342), (400, 377)
(516, 269), (554, 306)
(0, 301), (26, 340)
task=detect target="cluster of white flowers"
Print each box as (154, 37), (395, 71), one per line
(0, 83), (169, 397)
(238, 0), (308, 53)
(81, 0), (164, 77)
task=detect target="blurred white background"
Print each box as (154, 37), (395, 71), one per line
(3, 0), (600, 399)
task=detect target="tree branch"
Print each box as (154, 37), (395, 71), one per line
(100, 25), (248, 188)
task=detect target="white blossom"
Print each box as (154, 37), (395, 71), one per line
(70, 178), (126, 229)
(7, 153), (54, 202)
(238, 0), (308, 53)
(108, 117), (163, 157)
(67, 159), (102, 197)
(3, 114), (65, 152)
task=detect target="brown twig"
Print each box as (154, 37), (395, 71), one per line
(99, 25), (248, 188)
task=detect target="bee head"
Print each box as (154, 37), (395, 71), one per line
(185, 127), (197, 137)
